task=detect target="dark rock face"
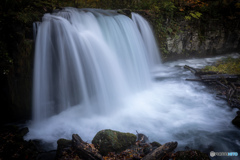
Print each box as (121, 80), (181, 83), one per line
(164, 28), (240, 61)
(0, 125), (38, 160)
(92, 129), (137, 156)
(232, 115), (240, 128)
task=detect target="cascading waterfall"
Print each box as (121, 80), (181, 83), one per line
(32, 8), (160, 121)
(27, 7), (240, 154)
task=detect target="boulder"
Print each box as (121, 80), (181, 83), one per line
(232, 115), (240, 128)
(92, 129), (137, 156)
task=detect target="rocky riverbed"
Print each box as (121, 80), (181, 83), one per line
(0, 126), (210, 160)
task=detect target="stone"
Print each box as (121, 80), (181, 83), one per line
(92, 129), (137, 156)
(232, 115), (240, 128)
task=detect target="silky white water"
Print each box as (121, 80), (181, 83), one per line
(26, 7), (240, 154)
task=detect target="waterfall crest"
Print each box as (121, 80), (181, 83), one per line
(33, 8), (161, 121)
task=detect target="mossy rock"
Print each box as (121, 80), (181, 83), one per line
(92, 129), (137, 156)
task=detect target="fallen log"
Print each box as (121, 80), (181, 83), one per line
(142, 142), (178, 160)
(72, 134), (103, 160)
(200, 74), (240, 81)
(216, 81), (228, 88)
(185, 79), (202, 81)
(184, 65), (197, 74)
(184, 65), (217, 75)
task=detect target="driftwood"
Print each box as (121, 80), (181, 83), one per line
(185, 79), (202, 81)
(184, 65), (217, 75)
(184, 65), (198, 74)
(200, 74), (240, 82)
(142, 141), (178, 160)
(72, 134), (103, 160)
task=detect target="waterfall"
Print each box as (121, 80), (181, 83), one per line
(131, 13), (161, 68)
(28, 8), (240, 152)
(33, 8), (161, 121)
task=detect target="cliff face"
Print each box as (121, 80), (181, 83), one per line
(164, 18), (240, 61)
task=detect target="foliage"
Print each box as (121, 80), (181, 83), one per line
(202, 57), (240, 74)
(0, 42), (12, 75)
(185, 11), (202, 20)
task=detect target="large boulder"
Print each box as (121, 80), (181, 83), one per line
(92, 129), (137, 156)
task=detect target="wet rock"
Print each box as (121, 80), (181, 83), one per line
(232, 115), (240, 128)
(142, 141), (178, 160)
(92, 129), (137, 156)
(117, 9), (132, 18)
(18, 127), (29, 137)
(237, 111), (240, 115)
(55, 138), (72, 159)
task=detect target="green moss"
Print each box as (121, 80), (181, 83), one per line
(92, 129), (137, 156)
(202, 57), (240, 74)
